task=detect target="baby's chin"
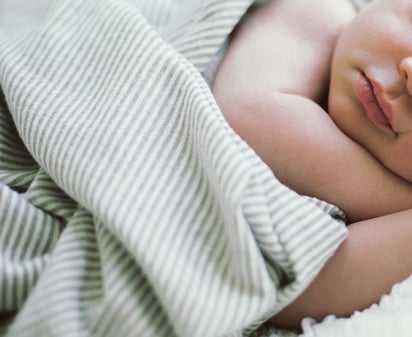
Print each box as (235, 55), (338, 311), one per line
(329, 88), (412, 184)
(379, 145), (412, 184)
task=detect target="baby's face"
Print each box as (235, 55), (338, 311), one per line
(328, 0), (412, 182)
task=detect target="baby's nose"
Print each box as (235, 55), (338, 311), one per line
(399, 57), (412, 95)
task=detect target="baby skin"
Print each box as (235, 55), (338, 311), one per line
(213, 0), (412, 329)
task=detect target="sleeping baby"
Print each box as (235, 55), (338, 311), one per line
(212, 0), (412, 329)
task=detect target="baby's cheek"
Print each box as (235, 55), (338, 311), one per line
(328, 90), (355, 133)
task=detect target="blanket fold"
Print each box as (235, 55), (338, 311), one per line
(0, 1), (348, 336)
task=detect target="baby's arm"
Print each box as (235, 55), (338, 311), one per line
(271, 208), (412, 328)
(213, 0), (412, 222)
(216, 91), (412, 221)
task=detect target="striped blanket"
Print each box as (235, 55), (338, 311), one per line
(0, 0), (351, 336)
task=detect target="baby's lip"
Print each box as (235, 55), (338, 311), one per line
(355, 72), (394, 132)
(368, 76), (394, 127)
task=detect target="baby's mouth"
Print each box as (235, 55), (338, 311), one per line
(354, 72), (393, 131)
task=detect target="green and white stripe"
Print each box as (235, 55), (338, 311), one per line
(0, 1), (347, 336)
